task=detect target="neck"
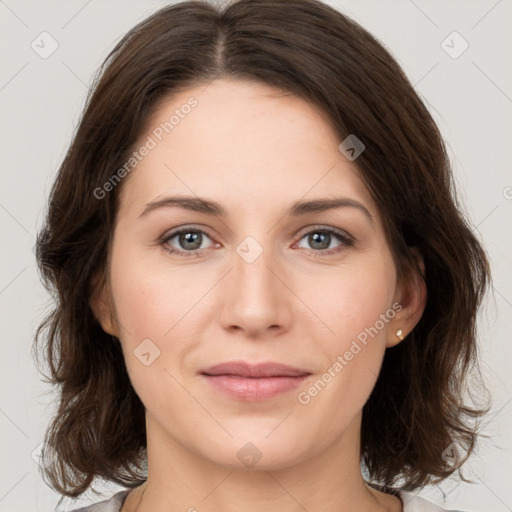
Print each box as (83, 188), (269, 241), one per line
(130, 411), (401, 512)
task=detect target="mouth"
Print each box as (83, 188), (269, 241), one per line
(200, 360), (311, 378)
(199, 360), (312, 401)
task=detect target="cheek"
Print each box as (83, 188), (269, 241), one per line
(308, 260), (396, 344)
(109, 246), (200, 339)
(108, 265), (189, 407)
(304, 260), (396, 397)
(107, 247), (216, 391)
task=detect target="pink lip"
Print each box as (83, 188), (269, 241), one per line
(201, 374), (311, 401)
(199, 361), (312, 401)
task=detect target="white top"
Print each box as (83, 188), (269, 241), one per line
(68, 489), (465, 511)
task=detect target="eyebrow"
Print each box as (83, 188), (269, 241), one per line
(139, 195), (374, 225)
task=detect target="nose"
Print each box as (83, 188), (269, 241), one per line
(219, 241), (293, 339)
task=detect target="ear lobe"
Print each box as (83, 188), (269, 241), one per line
(89, 270), (119, 337)
(387, 247), (427, 348)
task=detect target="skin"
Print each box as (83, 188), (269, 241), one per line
(92, 78), (426, 512)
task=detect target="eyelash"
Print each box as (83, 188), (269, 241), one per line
(159, 225), (354, 259)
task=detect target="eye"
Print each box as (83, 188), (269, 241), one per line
(294, 226), (354, 256)
(161, 227), (217, 258)
(160, 225), (354, 258)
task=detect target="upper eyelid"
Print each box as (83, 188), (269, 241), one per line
(296, 224), (353, 239)
(161, 224), (215, 242)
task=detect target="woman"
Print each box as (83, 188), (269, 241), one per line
(34, 0), (490, 511)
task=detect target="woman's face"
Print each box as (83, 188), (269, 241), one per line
(95, 78), (413, 470)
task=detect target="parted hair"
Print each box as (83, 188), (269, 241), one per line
(34, 0), (491, 499)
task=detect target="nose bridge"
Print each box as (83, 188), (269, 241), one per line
(234, 233), (281, 305)
(219, 233), (291, 335)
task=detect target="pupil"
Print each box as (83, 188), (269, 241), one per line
(310, 232), (329, 250)
(180, 232), (201, 250)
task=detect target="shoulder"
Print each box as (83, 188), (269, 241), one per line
(400, 490), (467, 512)
(67, 490), (130, 512)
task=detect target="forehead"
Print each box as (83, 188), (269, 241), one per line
(117, 78), (375, 219)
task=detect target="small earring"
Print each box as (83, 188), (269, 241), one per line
(396, 328), (404, 341)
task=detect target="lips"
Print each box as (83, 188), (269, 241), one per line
(200, 360), (311, 378)
(199, 361), (313, 401)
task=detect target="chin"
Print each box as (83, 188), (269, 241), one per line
(195, 429), (313, 471)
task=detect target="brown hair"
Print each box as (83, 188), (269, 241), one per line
(34, 0), (491, 500)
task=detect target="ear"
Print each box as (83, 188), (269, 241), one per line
(386, 247), (427, 348)
(89, 269), (119, 337)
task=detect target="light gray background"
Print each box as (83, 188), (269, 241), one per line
(1, 1), (511, 511)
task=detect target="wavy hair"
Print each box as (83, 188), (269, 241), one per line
(34, 0), (491, 500)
